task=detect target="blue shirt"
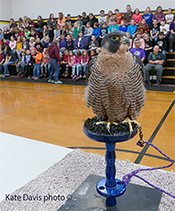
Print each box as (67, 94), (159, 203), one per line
(142, 13), (153, 24)
(127, 25), (137, 36)
(107, 25), (119, 33)
(92, 28), (101, 39)
(119, 26), (127, 33)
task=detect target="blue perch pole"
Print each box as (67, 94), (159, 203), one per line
(83, 125), (137, 207)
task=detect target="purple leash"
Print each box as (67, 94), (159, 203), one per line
(122, 128), (175, 199)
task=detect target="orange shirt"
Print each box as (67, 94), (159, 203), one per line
(35, 52), (43, 64)
(57, 17), (66, 28)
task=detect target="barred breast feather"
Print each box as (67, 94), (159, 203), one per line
(85, 52), (145, 122)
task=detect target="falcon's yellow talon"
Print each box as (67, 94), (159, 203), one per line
(122, 117), (141, 133)
(96, 121), (118, 129)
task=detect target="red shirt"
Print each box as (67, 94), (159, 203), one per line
(0, 53), (5, 63)
(132, 14), (142, 25)
(115, 14), (123, 25)
(63, 55), (69, 62)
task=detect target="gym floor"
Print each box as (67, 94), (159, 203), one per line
(0, 80), (174, 172)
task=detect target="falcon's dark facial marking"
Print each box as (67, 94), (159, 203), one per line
(101, 31), (129, 54)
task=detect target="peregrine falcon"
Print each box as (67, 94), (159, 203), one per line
(85, 31), (145, 132)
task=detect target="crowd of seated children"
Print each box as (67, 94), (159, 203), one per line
(0, 5), (174, 80)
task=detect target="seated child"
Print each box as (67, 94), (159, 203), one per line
(119, 19), (127, 32)
(144, 33), (153, 57)
(0, 48), (5, 77)
(60, 49), (69, 77)
(88, 35), (99, 53)
(16, 50), (26, 76)
(99, 22), (108, 40)
(81, 50), (89, 78)
(133, 32), (145, 49)
(72, 49), (81, 80)
(68, 50), (75, 78)
(16, 37), (22, 60)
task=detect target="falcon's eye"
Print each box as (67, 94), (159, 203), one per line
(111, 35), (119, 41)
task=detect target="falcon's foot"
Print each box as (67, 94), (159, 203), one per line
(122, 117), (141, 133)
(96, 121), (118, 129)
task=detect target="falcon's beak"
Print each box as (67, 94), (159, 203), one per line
(121, 36), (130, 46)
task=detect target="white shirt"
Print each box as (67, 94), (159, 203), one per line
(98, 16), (107, 24)
(165, 14), (174, 24)
(160, 24), (170, 35)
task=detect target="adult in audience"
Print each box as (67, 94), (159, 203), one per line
(36, 15), (45, 32)
(123, 4), (133, 26)
(3, 46), (15, 77)
(144, 45), (164, 86)
(3, 26), (11, 40)
(57, 12), (66, 28)
(10, 18), (17, 28)
(47, 13), (56, 29)
(130, 38), (146, 62)
(169, 16), (175, 52)
(48, 40), (62, 84)
(152, 6), (165, 24)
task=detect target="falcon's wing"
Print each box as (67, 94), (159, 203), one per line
(85, 56), (107, 120)
(86, 56), (98, 83)
(131, 53), (144, 79)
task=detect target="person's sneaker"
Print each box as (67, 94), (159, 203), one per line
(83, 75), (86, 78)
(155, 82), (160, 86)
(55, 80), (62, 84)
(20, 73), (24, 77)
(72, 75), (76, 80)
(17, 72), (21, 76)
(1, 75), (5, 78)
(169, 49), (173, 53)
(28, 76), (31, 79)
(5, 74), (9, 77)
(34, 77), (39, 80)
(32, 77), (36, 79)
(0, 74), (3, 77)
(148, 82), (151, 86)
(77, 75), (82, 80)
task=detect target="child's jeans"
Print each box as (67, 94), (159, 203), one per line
(16, 61), (26, 73)
(81, 64), (88, 75)
(33, 63), (41, 78)
(3, 61), (14, 75)
(73, 64), (82, 76)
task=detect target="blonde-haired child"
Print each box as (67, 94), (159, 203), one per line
(72, 50), (82, 80)
(29, 37), (36, 51)
(41, 48), (50, 76)
(81, 50), (89, 78)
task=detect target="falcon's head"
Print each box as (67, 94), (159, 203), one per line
(101, 31), (130, 54)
